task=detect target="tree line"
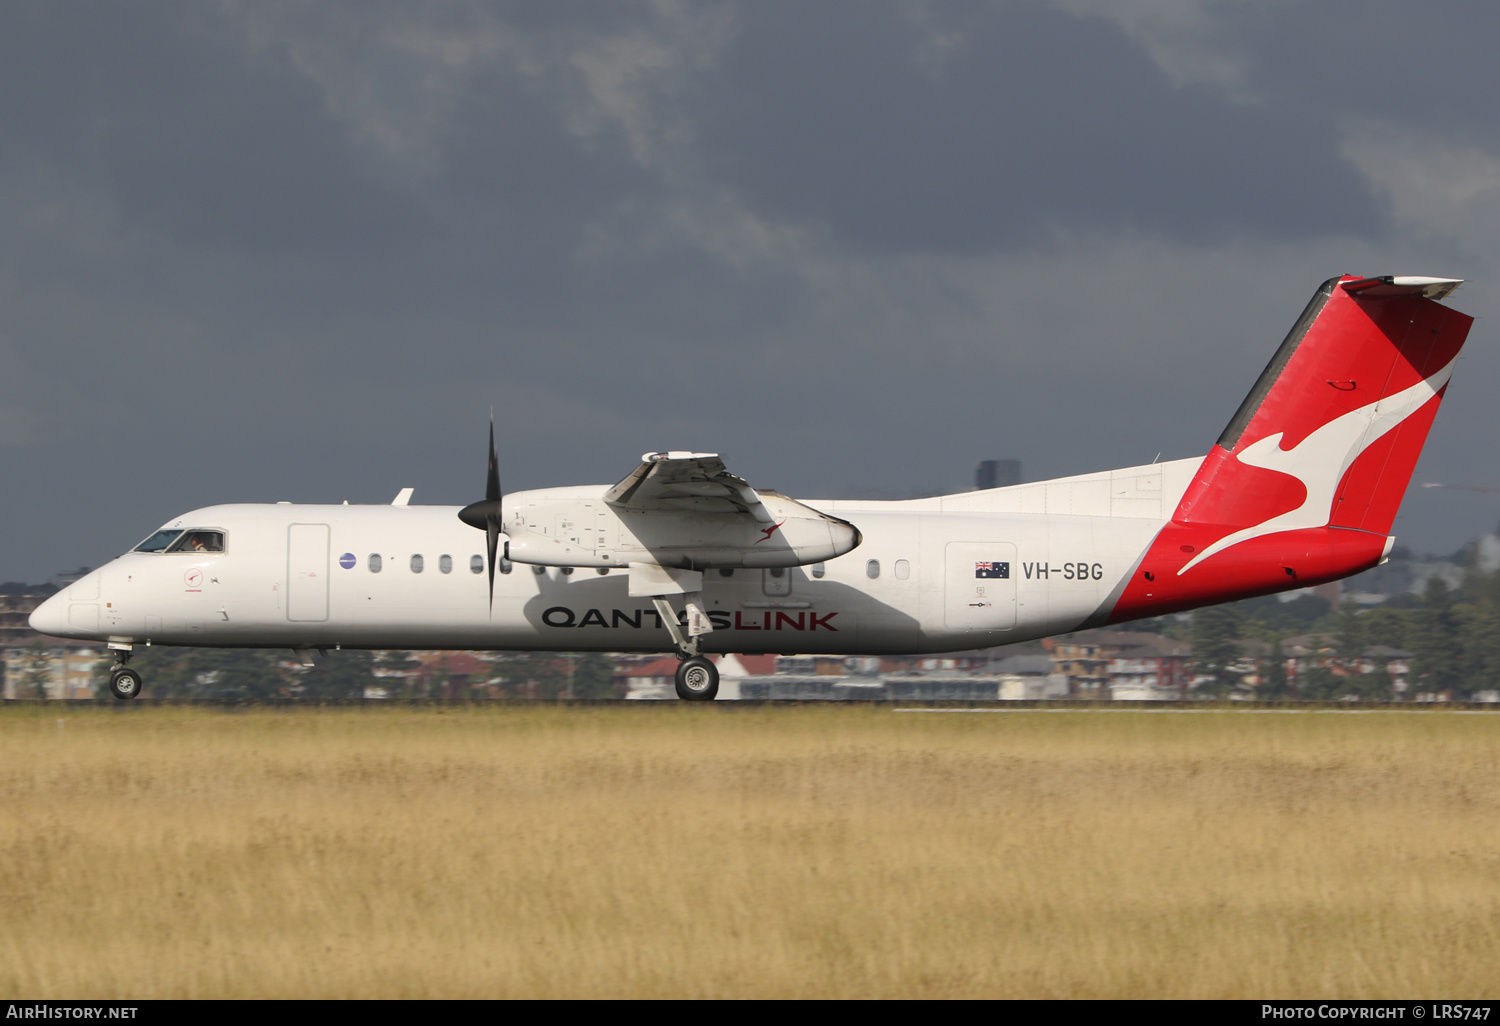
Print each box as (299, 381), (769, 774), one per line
(1190, 563), (1500, 700)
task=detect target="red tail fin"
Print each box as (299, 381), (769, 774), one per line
(1109, 275), (1472, 621)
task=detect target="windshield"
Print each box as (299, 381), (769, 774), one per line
(134, 529), (183, 553)
(165, 530), (225, 554)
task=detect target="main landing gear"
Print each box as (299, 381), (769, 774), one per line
(646, 593), (719, 701)
(674, 656), (719, 702)
(107, 645), (142, 700)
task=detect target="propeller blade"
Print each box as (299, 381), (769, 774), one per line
(486, 517), (500, 609)
(486, 417), (500, 503)
(458, 415), (506, 613)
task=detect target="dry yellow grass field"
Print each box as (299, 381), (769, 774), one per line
(1, 703), (1498, 998)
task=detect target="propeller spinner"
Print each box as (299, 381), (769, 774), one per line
(457, 419), (505, 609)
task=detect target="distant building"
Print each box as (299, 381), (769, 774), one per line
(1, 582), (57, 649)
(414, 652), (496, 698)
(617, 647), (1063, 701)
(873, 649), (1043, 676)
(1106, 634), (1194, 699)
(738, 648), (1063, 701)
(1280, 634), (1410, 698)
(2, 643), (105, 700)
(774, 654), (855, 676)
(619, 655), (684, 700)
(1045, 631), (1123, 697)
(738, 675), (1018, 701)
(997, 673), (1071, 701)
(1, 580), (109, 699)
(1045, 629), (1194, 700)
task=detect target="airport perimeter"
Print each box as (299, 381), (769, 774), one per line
(2, 702), (1497, 999)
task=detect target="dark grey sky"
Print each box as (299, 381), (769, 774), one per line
(4, 0), (1498, 582)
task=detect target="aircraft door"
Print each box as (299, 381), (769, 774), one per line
(287, 523), (330, 622)
(945, 542), (1017, 630)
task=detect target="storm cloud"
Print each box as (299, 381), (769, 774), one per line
(3, 0), (1498, 581)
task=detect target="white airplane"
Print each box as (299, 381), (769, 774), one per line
(30, 275), (1474, 700)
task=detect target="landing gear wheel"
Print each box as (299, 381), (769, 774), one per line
(109, 667), (142, 700)
(674, 657), (718, 701)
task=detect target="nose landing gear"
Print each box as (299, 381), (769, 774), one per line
(107, 645), (141, 700)
(109, 667), (142, 700)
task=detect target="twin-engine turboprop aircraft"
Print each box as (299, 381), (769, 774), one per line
(31, 275), (1475, 700)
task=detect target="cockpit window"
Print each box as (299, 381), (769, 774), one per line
(165, 530), (226, 554)
(134, 529), (183, 553)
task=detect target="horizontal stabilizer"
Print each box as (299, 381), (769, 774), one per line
(1341, 276), (1463, 300)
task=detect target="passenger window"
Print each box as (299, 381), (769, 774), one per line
(166, 530), (225, 553)
(500, 558), (513, 575)
(369, 554), (383, 573)
(866, 559), (881, 579)
(470, 554), (484, 574)
(439, 554), (453, 574)
(410, 554), (424, 574)
(811, 562), (826, 579)
(895, 559), (911, 580)
(134, 529), (183, 553)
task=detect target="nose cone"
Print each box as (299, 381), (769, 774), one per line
(28, 591), (73, 638)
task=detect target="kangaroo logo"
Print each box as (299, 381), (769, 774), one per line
(1179, 354), (1458, 575)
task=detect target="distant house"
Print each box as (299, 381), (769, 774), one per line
(1106, 634), (1193, 700)
(874, 649), (1019, 675)
(619, 655), (684, 700)
(1280, 634), (1410, 698)
(1046, 630), (1191, 699)
(774, 654), (855, 676)
(715, 654), (777, 700)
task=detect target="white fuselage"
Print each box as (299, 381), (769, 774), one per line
(31, 458), (1203, 656)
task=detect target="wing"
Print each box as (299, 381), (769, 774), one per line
(604, 451), (775, 523)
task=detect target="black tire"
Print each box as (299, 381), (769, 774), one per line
(674, 657), (719, 701)
(109, 667), (142, 700)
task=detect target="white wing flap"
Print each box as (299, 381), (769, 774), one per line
(605, 451), (774, 523)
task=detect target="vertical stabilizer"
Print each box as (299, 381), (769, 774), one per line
(1107, 275), (1472, 621)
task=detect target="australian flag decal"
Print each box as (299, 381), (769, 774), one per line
(974, 561), (1010, 579)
